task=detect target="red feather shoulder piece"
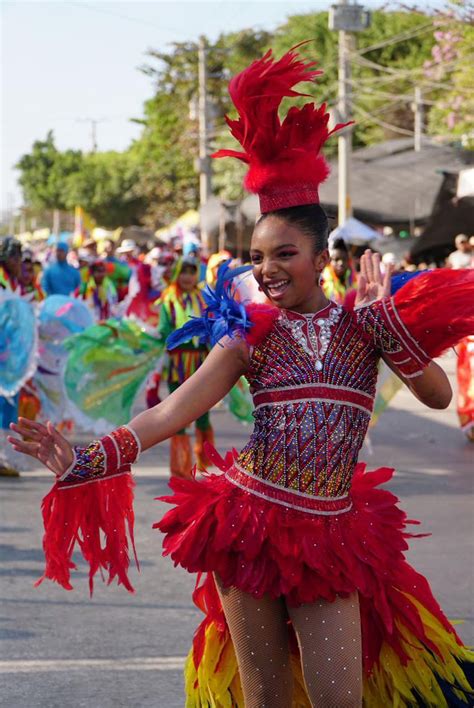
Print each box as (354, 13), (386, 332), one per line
(393, 268), (474, 358)
(212, 44), (351, 212)
(245, 302), (280, 347)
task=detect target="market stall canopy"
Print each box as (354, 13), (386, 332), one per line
(410, 171), (474, 263)
(319, 138), (471, 226)
(199, 197), (255, 252)
(329, 217), (381, 247)
(240, 139), (471, 227)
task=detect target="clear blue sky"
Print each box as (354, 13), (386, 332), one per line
(1, 0), (443, 214)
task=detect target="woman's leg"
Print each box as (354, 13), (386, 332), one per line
(194, 410), (214, 469)
(287, 592), (362, 708)
(168, 381), (192, 477)
(215, 575), (293, 708)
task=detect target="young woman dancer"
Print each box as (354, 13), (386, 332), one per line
(9, 47), (474, 707)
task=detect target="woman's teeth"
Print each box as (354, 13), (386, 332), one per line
(266, 280), (289, 297)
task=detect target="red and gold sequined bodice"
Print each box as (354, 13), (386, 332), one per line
(235, 303), (379, 500)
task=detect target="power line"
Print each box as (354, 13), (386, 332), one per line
(348, 83), (440, 106)
(355, 18), (442, 56)
(69, 1), (189, 37)
(350, 51), (474, 92)
(353, 103), (415, 136)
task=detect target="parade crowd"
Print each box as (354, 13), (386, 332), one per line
(1, 227), (473, 479)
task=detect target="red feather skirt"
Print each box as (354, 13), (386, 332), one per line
(156, 450), (474, 707)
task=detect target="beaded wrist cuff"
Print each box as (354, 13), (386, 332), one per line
(58, 425), (141, 488)
(356, 298), (431, 378)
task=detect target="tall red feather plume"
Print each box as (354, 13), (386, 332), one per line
(212, 44), (351, 212)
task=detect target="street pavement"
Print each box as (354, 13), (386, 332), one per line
(1, 351), (473, 708)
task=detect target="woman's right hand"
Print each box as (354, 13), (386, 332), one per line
(8, 418), (74, 478)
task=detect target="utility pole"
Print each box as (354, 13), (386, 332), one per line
(329, 1), (371, 226)
(7, 192), (15, 234)
(338, 24), (352, 225)
(413, 87), (423, 152)
(197, 35), (212, 254)
(90, 119), (98, 153)
(76, 117), (105, 152)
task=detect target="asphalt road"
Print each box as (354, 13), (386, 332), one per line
(1, 352), (473, 708)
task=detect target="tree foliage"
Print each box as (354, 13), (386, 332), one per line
(65, 151), (146, 228)
(15, 133), (145, 228)
(16, 131), (82, 211)
(18, 9), (468, 228)
(424, 3), (474, 147)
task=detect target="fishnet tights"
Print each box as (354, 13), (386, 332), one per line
(215, 576), (362, 708)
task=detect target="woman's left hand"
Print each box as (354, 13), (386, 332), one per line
(355, 249), (393, 308)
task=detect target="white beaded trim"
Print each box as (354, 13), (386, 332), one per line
(225, 473), (353, 516)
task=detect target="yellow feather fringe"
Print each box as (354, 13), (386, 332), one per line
(184, 593), (473, 707)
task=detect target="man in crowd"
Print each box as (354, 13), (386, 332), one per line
(116, 239), (141, 271)
(447, 234), (472, 270)
(42, 242), (81, 296)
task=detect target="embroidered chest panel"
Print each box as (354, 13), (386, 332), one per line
(247, 305), (378, 395)
(238, 304), (380, 497)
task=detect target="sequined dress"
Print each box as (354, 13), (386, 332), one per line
(157, 301), (474, 707)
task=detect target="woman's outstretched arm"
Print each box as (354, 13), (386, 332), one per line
(130, 336), (249, 449)
(382, 355), (452, 410)
(9, 336), (250, 476)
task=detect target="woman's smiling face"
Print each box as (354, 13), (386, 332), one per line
(250, 216), (329, 314)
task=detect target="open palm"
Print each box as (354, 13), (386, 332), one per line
(8, 418), (74, 478)
(355, 249), (393, 308)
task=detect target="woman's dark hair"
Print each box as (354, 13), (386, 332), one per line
(256, 204), (329, 253)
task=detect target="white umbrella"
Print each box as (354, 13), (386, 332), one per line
(329, 218), (381, 247)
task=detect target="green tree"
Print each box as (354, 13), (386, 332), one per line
(64, 151), (145, 228)
(271, 11), (436, 148)
(133, 30), (271, 225)
(16, 131), (83, 211)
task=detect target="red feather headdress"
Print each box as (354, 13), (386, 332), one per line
(212, 44), (351, 213)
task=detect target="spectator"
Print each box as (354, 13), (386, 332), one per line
(321, 238), (357, 305)
(82, 238), (98, 260)
(76, 260), (118, 321)
(0, 236), (22, 291)
(157, 258), (214, 476)
(116, 239), (141, 271)
(0, 237), (23, 475)
(20, 258), (45, 302)
(102, 238), (120, 264)
(447, 234), (472, 270)
(102, 238), (131, 299)
(41, 243), (81, 296)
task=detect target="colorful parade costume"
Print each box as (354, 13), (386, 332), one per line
(158, 260), (215, 475)
(457, 335), (474, 442)
(36, 264), (474, 707)
(0, 244), (38, 473)
(156, 266), (474, 708)
(31, 48), (474, 707)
